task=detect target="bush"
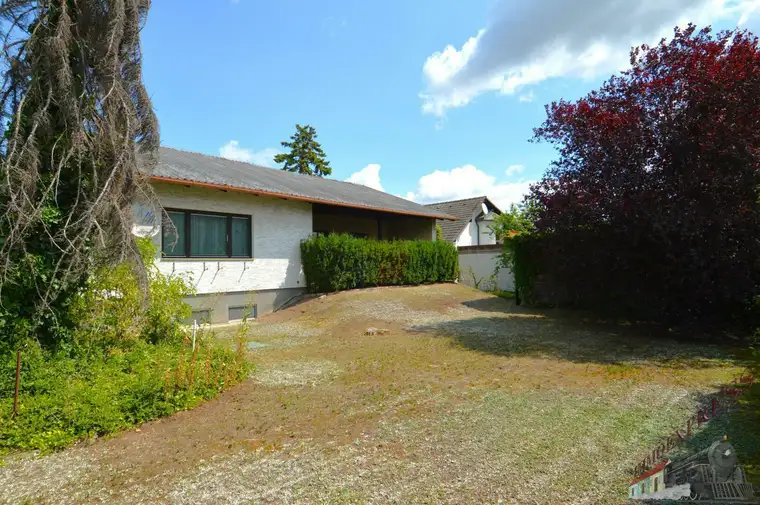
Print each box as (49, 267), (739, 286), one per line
(520, 26), (760, 327)
(0, 334), (249, 451)
(0, 239), (251, 451)
(300, 234), (459, 293)
(68, 238), (193, 347)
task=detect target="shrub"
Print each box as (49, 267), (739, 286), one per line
(520, 26), (760, 326)
(300, 234), (459, 293)
(68, 238), (192, 347)
(0, 238), (251, 452)
(0, 334), (250, 451)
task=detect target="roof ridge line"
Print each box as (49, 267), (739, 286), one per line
(424, 195), (486, 206)
(160, 145), (277, 170)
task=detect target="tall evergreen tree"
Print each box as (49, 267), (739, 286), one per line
(274, 124), (331, 177)
(0, 1), (159, 346)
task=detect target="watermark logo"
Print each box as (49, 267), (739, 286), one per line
(629, 370), (757, 502)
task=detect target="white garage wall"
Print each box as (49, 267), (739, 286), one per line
(150, 182), (313, 294)
(458, 245), (514, 292)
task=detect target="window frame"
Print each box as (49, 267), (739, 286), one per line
(162, 208), (252, 259)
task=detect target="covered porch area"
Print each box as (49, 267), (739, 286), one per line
(312, 203), (437, 241)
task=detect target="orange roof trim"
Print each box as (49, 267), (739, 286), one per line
(151, 175), (458, 221)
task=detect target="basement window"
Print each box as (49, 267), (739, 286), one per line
(229, 305), (257, 321)
(162, 208), (252, 258)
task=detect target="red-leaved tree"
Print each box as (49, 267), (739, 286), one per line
(526, 25), (760, 325)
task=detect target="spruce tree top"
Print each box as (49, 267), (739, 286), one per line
(274, 124), (332, 177)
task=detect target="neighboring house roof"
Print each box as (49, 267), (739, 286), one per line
(150, 147), (456, 220)
(424, 196), (502, 242)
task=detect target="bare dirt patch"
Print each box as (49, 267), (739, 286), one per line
(254, 359), (341, 387)
(0, 284), (742, 505)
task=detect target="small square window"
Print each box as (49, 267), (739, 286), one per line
(190, 309), (211, 323)
(229, 305), (256, 321)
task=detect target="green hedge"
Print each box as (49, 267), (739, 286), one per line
(300, 234), (459, 293)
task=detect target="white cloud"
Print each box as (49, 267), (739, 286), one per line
(519, 90), (535, 103)
(506, 164), (525, 177)
(346, 163), (384, 191)
(219, 140), (281, 167)
(420, 0), (760, 116)
(405, 164), (534, 210)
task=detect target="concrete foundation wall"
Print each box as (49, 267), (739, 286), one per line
(183, 287), (306, 324)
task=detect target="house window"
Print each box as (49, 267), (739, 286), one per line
(162, 209), (252, 258)
(229, 305), (257, 321)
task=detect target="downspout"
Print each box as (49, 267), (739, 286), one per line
(475, 216), (480, 245)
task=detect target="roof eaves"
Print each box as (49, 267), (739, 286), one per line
(151, 175), (458, 221)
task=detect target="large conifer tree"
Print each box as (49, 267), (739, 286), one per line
(274, 124), (331, 177)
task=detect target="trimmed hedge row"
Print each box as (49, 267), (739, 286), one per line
(300, 234), (459, 293)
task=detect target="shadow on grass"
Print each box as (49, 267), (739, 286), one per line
(407, 296), (740, 366)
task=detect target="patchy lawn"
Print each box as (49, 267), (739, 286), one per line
(0, 284), (745, 505)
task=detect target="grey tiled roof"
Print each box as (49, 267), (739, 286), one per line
(151, 147), (456, 220)
(424, 196), (501, 242)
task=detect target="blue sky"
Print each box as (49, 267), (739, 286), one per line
(140, 0), (759, 209)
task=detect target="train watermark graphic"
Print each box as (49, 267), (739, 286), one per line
(629, 370), (757, 502)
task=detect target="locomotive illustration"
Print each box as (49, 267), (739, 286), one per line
(630, 436), (758, 502)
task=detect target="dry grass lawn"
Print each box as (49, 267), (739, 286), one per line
(0, 284), (744, 505)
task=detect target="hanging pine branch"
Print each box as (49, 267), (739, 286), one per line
(0, 0), (159, 344)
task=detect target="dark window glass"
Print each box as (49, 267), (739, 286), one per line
(229, 305), (257, 321)
(162, 210), (251, 258)
(190, 213), (227, 257)
(162, 211), (186, 256)
(231, 217), (251, 257)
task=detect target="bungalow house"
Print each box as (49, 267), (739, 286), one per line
(423, 196), (513, 292)
(137, 147), (455, 323)
(424, 196), (502, 246)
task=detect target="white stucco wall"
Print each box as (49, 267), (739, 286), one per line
(477, 217), (497, 245)
(150, 183), (313, 295)
(455, 219), (497, 246)
(458, 248), (514, 292)
(456, 221), (476, 247)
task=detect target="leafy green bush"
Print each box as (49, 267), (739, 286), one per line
(500, 233), (543, 305)
(300, 234), (459, 293)
(69, 238), (192, 347)
(0, 335), (249, 451)
(0, 239), (251, 452)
